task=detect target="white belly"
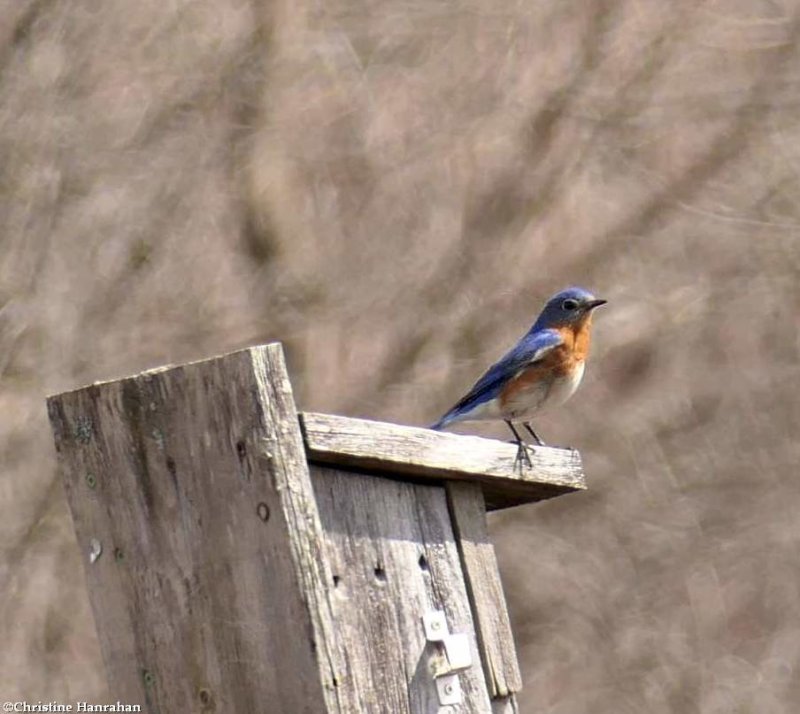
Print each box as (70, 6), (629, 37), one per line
(502, 361), (585, 419)
(545, 360), (585, 409)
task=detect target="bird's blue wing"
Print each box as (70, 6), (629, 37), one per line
(431, 328), (563, 429)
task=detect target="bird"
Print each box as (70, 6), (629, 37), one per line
(430, 286), (606, 465)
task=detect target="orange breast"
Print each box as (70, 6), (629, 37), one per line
(497, 315), (594, 417)
(557, 314), (593, 363)
(567, 313), (593, 363)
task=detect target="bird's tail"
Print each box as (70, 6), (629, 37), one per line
(429, 410), (457, 431)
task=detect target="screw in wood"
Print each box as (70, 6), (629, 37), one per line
(198, 688), (213, 708)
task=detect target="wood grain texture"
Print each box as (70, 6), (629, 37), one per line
(446, 482), (522, 701)
(47, 344), (351, 713)
(311, 465), (493, 713)
(300, 412), (586, 510)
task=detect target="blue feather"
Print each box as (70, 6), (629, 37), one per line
(431, 328), (563, 429)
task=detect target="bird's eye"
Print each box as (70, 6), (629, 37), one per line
(562, 298), (580, 311)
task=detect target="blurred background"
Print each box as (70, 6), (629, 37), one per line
(2, 0), (800, 711)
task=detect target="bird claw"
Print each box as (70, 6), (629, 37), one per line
(514, 441), (534, 470)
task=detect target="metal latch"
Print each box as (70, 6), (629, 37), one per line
(422, 610), (473, 711)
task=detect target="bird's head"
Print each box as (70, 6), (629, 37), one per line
(532, 287), (607, 331)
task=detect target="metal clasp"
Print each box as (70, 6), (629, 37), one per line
(422, 610), (473, 711)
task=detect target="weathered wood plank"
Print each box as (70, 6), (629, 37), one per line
(300, 412), (585, 510)
(446, 482), (522, 702)
(311, 465), (493, 713)
(47, 344), (352, 713)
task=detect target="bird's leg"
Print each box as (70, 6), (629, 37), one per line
(505, 420), (532, 468)
(522, 422), (545, 446)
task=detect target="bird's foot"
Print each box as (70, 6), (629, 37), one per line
(514, 441), (533, 470)
(505, 420), (535, 469)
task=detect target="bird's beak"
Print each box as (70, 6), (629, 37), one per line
(585, 298), (607, 310)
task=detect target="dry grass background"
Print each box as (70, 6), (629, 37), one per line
(2, 0), (800, 711)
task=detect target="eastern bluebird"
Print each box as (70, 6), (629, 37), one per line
(431, 287), (606, 464)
